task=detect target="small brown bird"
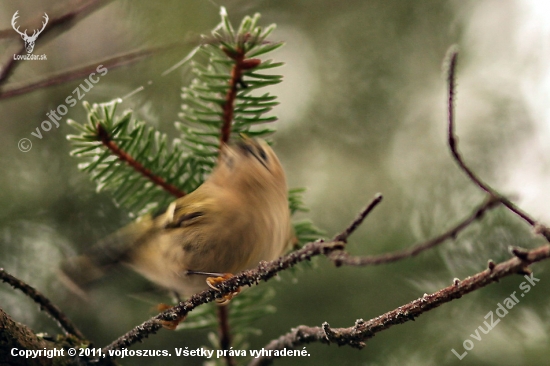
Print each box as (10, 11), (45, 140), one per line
(60, 138), (291, 302)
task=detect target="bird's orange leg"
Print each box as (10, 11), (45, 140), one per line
(187, 270), (241, 305)
(157, 303), (187, 330)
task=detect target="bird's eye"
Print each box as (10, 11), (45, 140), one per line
(258, 147), (268, 162)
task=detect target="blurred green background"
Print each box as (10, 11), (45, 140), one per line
(1, 0), (550, 365)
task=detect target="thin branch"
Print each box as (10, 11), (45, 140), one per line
(0, 268), (85, 340)
(249, 243), (550, 366)
(332, 193), (383, 243)
(101, 239), (347, 355)
(445, 48), (550, 241)
(96, 123), (186, 198)
(219, 47), (262, 147)
(220, 47), (244, 146)
(0, 56), (18, 87)
(218, 305), (236, 366)
(0, 45), (170, 100)
(330, 196), (500, 266)
(0, 0), (113, 84)
(218, 41), (288, 356)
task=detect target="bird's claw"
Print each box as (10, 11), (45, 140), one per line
(206, 274), (240, 305)
(157, 303), (186, 330)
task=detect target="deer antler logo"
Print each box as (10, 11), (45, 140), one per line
(11, 11), (49, 54)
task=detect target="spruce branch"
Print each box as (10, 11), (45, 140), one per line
(96, 122), (185, 199)
(4, 1), (547, 361)
(333, 193), (383, 243)
(177, 7), (283, 157)
(66, 8), (318, 366)
(67, 100), (206, 216)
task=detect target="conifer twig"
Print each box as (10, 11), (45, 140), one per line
(96, 123), (186, 198)
(220, 44), (262, 146)
(220, 47), (244, 146)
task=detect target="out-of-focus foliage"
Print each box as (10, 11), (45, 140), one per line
(1, 1), (550, 365)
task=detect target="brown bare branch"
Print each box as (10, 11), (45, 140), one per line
(330, 196), (500, 266)
(101, 239), (346, 355)
(445, 48), (550, 242)
(0, 46), (169, 100)
(218, 306), (236, 366)
(249, 244), (550, 366)
(0, 0), (114, 84)
(0, 268), (85, 340)
(332, 193), (383, 243)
